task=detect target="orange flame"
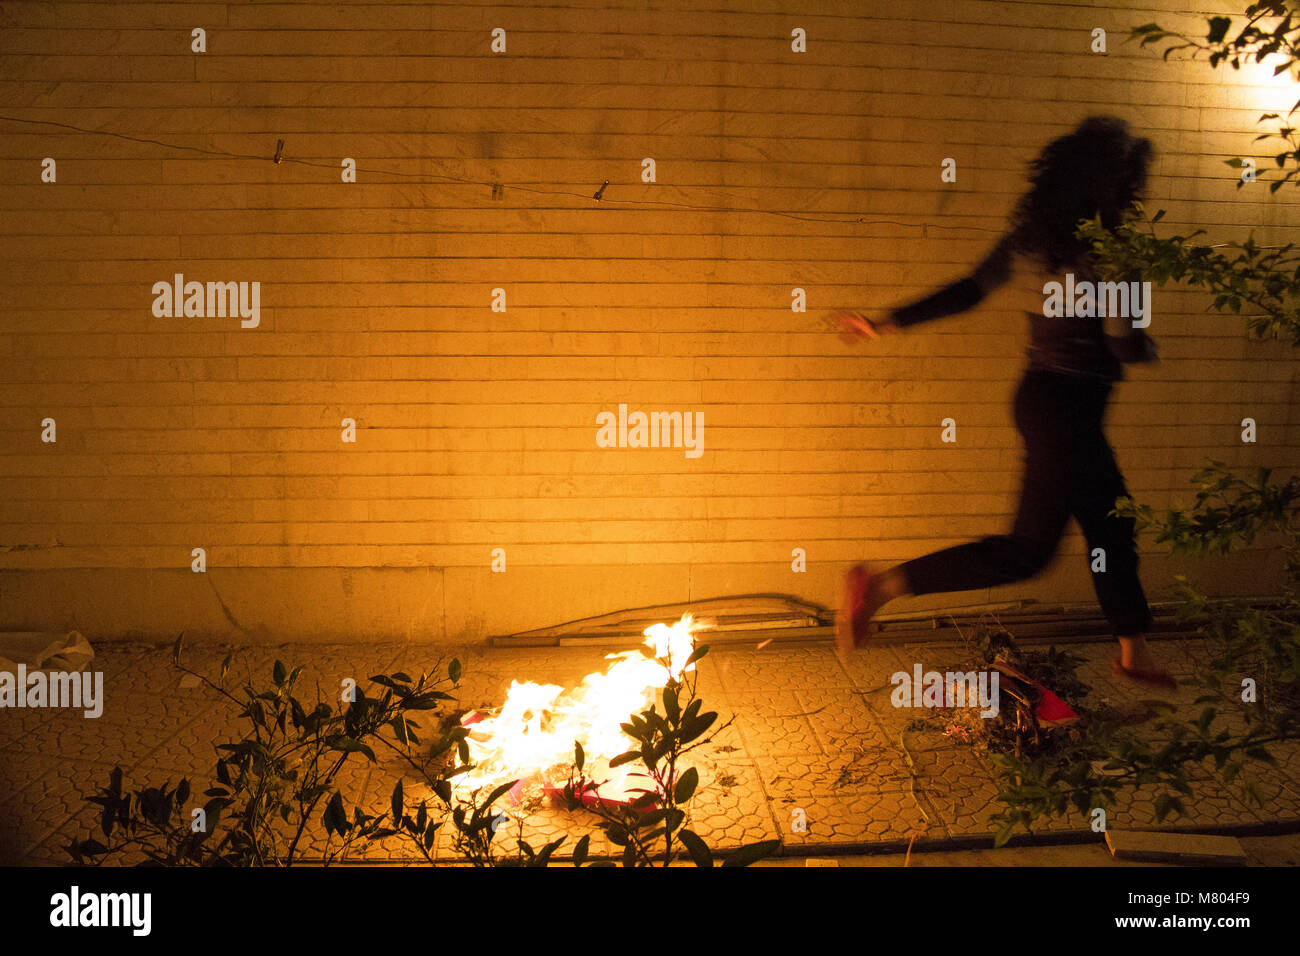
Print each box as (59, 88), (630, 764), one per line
(455, 614), (705, 800)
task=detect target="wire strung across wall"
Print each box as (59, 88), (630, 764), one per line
(4, 113), (1275, 250)
(0, 114), (1012, 239)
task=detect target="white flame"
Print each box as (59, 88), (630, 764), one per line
(455, 614), (704, 799)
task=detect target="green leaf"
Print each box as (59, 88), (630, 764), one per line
(1154, 793), (1174, 822)
(404, 691), (453, 710)
(171, 632), (184, 664)
(573, 834), (591, 867)
(325, 734), (377, 762)
(449, 659), (462, 683)
(390, 716), (410, 746)
(273, 660), (287, 686)
(685, 644), (710, 667)
(391, 780), (403, 822)
(322, 791), (348, 835)
(679, 711), (718, 744)
(673, 766), (699, 804)
(721, 839), (780, 867)
(678, 828), (713, 867)
(993, 822), (1016, 848)
(477, 780), (518, 821)
(535, 836), (564, 866)
(574, 740), (585, 773)
(637, 809), (668, 830)
(1244, 746), (1276, 765)
(75, 838), (109, 857)
(662, 686), (680, 723)
(1196, 707), (1217, 735)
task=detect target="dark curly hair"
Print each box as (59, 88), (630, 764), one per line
(1009, 116), (1153, 274)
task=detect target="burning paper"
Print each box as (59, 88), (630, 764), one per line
(456, 614), (705, 804)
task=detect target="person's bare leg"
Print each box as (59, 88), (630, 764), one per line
(1114, 633), (1176, 688)
(866, 566), (910, 617)
(1117, 634), (1160, 671)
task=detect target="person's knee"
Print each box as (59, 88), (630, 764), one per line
(1005, 535), (1056, 578)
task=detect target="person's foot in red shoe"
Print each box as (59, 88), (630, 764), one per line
(836, 565), (904, 660)
(836, 565), (870, 660)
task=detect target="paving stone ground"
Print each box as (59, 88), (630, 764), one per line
(4, 633), (1298, 865)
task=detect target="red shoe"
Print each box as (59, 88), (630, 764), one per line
(1032, 686), (1080, 728)
(1111, 651), (1177, 690)
(836, 564), (876, 659)
(992, 661), (1080, 727)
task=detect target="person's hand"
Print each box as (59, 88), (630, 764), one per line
(830, 309), (898, 344)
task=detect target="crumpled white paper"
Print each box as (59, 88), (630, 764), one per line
(0, 630), (94, 674)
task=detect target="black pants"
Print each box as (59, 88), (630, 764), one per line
(899, 368), (1153, 635)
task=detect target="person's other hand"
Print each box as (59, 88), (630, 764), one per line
(830, 309), (897, 344)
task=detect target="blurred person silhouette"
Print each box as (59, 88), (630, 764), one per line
(831, 115), (1174, 689)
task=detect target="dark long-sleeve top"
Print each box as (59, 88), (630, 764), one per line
(888, 232), (1158, 383)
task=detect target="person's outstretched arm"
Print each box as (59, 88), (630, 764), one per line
(888, 233), (1015, 328)
(832, 234), (1016, 338)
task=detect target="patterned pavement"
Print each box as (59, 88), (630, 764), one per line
(4, 633), (1299, 865)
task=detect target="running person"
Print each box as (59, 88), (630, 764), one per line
(832, 115), (1174, 689)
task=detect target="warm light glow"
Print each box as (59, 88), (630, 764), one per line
(1232, 53), (1299, 112)
(455, 614), (706, 803)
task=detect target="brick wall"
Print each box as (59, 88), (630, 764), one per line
(1, 0), (1297, 642)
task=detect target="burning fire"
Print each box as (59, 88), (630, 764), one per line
(456, 614), (706, 803)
